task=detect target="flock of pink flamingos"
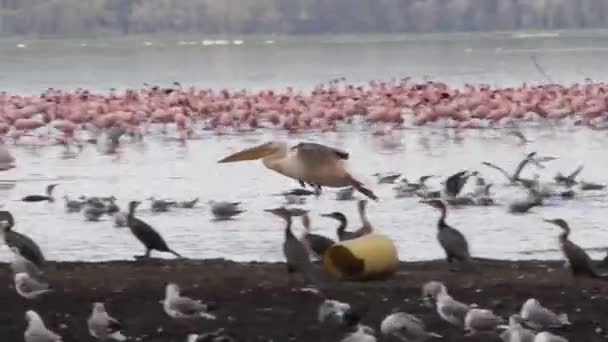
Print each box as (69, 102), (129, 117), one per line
(1, 78), (608, 144)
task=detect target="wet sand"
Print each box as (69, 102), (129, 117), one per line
(1, 258), (608, 341)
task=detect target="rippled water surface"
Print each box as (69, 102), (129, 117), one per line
(2, 30), (608, 93)
(1, 31), (608, 262)
(1, 127), (608, 262)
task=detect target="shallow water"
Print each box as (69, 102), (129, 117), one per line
(1, 31), (608, 262)
(2, 30), (608, 93)
(0, 126), (607, 263)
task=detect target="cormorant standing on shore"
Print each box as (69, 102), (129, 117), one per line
(0, 211), (45, 267)
(126, 201), (182, 259)
(421, 200), (471, 270)
(544, 218), (607, 279)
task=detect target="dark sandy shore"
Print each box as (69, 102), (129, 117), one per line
(1, 258), (608, 342)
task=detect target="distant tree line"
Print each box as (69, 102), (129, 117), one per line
(0, 0), (607, 36)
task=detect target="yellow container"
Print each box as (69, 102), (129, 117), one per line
(323, 233), (399, 280)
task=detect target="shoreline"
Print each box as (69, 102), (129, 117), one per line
(2, 258), (607, 341)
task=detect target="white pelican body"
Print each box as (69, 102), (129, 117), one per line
(219, 141), (377, 200)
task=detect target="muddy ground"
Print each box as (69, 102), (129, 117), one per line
(1, 258), (607, 342)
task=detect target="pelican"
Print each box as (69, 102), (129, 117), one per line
(218, 141), (378, 200)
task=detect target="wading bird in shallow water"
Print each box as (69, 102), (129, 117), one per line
(21, 184), (58, 203)
(218, 141), (378, 200)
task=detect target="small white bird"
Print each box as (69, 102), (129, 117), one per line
(24, 310), (62, 342)
(284, 194), (306, 205)
(87, 302), (127, 341)
(534, 331), (568, 342)
(500, 314), (535, 342)
(163, 283), (216, 320)
(421, 281), (445, 301)
(336, 187), (355, 201)
(380, 311), (442, 341)
(464, 308), (505, 334)
(209, 201), (245, 220)
(520, 298), (570, 330)
(435, 284), (471, 327)
(318, 299), (352, 325)
(14, 272), (52, 299)
(341, 325), (377, 342)
(113, 211), (128, 228)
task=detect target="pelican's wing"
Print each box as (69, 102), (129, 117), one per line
(292, 143), (349, 167)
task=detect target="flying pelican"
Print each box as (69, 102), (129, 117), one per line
(218, 141), (378, 200)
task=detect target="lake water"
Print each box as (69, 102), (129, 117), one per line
(0, 31), (607, 263)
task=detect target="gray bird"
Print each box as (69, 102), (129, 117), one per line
(318, 299), (353, 326)
(209, 201), (245, 220)
(421, 200), (471, 269)
(266, 207), (318, 285)
(87, 302), (127, 341)
(113, 211), (128, 228)
(14, 272), (52, 299)
(284, 193), (306, 205)
(520, 298), (570, 331)
(163, 283), (216, 320)
(500, 314), (535, 342)
(435, 284), (471, 327)
(63, 195), (85, 212)
(341, 325), (377, 342)
(554, 165), (584, 187)
(373, 172), (401, 184)
(148, 197), (176, 212)
(381, 311), (442, 341)
(482, 152), (540, 184)
(178, 198), (199, 209)
(336, 186), (355, 201)
(84, 204), (106, 221)
(464, 308), (505, 335)
(24, 310), (62, 342)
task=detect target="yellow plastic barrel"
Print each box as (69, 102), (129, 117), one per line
(323, 233), (399, 280)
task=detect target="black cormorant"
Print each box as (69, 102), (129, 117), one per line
(126, 201), (182, 259)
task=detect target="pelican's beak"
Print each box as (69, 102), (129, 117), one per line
(218, 143), (276, 163)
